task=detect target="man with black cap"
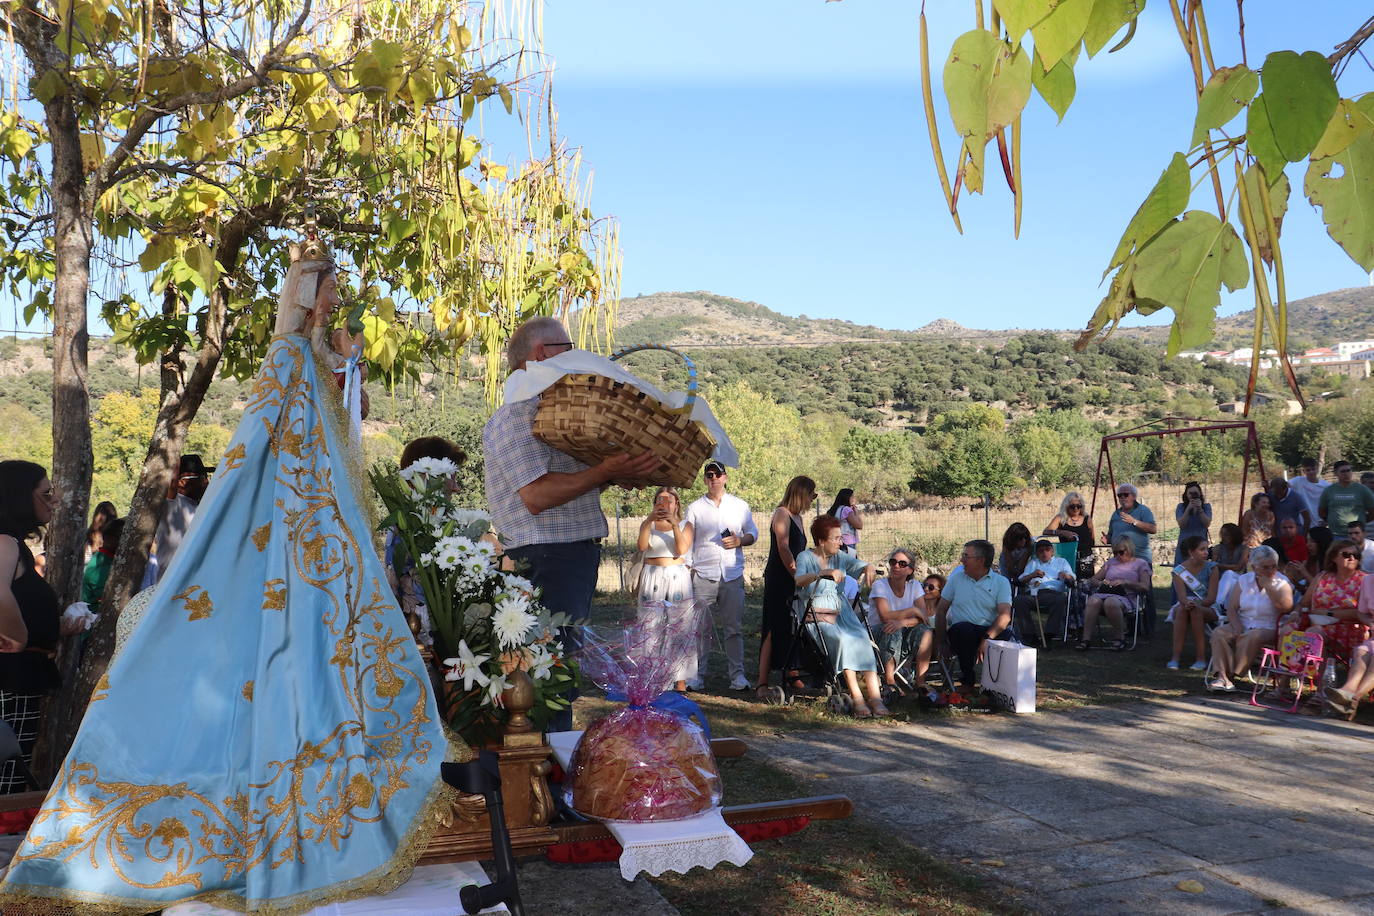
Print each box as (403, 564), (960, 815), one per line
(147, 454), (212, 586)
(684, 460), (757, 691)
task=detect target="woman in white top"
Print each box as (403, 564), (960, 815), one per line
(868, 548), (932, 693)
(637, 487), (695, 691)
(1207, 545), (1292, 692)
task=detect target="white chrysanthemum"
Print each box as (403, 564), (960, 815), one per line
(448, 507), (492, 526)
(492, 597), (537, 649)
(400, 456), (460, 481)
(501, 574), (535, 597)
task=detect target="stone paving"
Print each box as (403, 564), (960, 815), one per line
(751, 694), (1374, 915)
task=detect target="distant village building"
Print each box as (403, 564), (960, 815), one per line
(1336, 339), (1374, 360)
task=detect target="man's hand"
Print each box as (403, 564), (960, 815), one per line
(721, 534), (741, 550)
(976, 638), (990, 664)
(597, 451), (660, 485)
(882, 620), (902, 635)
(1118, 509), (1135, 526)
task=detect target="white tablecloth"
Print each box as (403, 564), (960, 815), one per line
(165, 861), (509, 915)
(549, 730), (753, 880)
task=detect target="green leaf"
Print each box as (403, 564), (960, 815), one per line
(943, 30), (1032, 194)
(1246, 95), (1286, 182)
(31, 70), (65, 104)
(1259, 50), (1339, 162)
(385, 216), (417, 245)
(1032, 56), (1076, 121)
(1305, 102), (1374, 272)
(1132, 211), (1249, 356)
(1241, 164), (1290, 266)
(184, 242), (219, 294)
(138, 235), (175, 272)
(1029, 0), (1093, 72)
(1190, 65), (1258, 149)
(1082, 0), (1144, 58)
(1311, 98), (1374, 160)
(1107, 152), (1190, 272)
(991, 0), (1055, 42)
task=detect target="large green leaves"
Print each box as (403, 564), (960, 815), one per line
(991, 0), (1056, 42)
(1082, 0), (1145, 57)
(1107, 152), (1190, 271)
(1306, 97), (1374, 272)
(1255, 51), (1339, 161)
(943, 30), (1032, 193)
(1133, 211), (1249, 356)
(1032, 57), (1076, 121)
(1190, 65), (1258, 149)
(1029, 0), (1093, 71)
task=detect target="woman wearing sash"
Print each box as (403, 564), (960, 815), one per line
(1168, 535), (1220, 671)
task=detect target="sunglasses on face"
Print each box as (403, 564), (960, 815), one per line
(1116, 492), (1132, 498)
(1113, 549), (1128, 556)
(1067, 504), (1083, 510)
(923, 583), (939, 591)
(1340, 551), (1361, 560)
(891, 559), (912, 568)
(704, 470), (724, 479)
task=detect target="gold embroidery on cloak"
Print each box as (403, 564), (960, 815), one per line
(173, 585), (214, 621)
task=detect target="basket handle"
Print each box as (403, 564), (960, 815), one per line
(609, 344), (698, 414)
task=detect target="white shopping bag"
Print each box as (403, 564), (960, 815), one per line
(983, 639), (1036, 714)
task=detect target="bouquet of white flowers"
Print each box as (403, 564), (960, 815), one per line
(371, 457), (576, 744)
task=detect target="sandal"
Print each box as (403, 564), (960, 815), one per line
(1107, 639), (1127, 651)
(851, 700), (873, 719)
(1074, 640), (1090, 651)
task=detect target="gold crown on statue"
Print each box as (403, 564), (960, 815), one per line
(288, 206), (335, 263)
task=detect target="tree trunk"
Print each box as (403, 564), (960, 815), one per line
(38, 217), (264, 765)
(41, 93), (94, 611)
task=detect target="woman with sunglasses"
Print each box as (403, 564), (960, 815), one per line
(1322, 573), (1374, 717)
(1278, 539), (1369, 664)
(1077, 537), (1151, 651)
(1044, 491), (1096, 575)
(1174, 482), (1212, 565)
(868, 548), (933, 696)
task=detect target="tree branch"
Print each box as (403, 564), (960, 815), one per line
(1329, 15), (1374, 71)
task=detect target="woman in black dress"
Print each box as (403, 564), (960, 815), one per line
(1044, 490), (1097, 576)
(0, 460), (64, 792)
(755, 475), (815, 698)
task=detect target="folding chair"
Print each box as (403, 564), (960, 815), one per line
(0, 719), (38, 791)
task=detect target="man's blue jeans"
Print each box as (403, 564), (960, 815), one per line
(507, 539), (600, 733)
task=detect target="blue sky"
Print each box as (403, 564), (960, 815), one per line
(521, 1), (1373, 333)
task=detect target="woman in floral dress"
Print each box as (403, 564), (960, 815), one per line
(1278, 539), (1368, 663)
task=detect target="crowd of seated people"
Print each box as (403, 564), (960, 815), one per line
(761, 459), (1374, 724)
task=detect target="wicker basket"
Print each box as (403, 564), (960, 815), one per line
(532, 344), (717, 489)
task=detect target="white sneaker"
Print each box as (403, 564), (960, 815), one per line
(729, 677), (752, 691)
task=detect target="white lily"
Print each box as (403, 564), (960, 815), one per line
(442, 641), (491, 692)
(485, 672), (511, 706)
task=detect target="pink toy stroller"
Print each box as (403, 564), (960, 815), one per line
(1250, 631), (1325, 713)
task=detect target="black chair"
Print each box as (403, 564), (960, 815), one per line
(0, 720), (38, 791)
(441, 751), (525, 916)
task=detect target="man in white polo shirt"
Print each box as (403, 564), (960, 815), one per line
(1288, 457), (1331, 529)
(684, 461), (758, 691)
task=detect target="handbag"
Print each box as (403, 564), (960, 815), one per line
(626, 549), (646, 595)
(983, 639), (1037, 714)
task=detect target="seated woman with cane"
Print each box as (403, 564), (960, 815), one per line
(794, 515), (884, 717)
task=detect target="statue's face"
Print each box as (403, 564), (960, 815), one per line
(311, 268), (339, 327)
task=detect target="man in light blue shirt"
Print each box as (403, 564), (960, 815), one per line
(1013, 540), (1075, 645)
(935, 539), (1012, 692)
(1107, 482), (1156, 560)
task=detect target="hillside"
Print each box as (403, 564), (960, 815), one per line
(609, 287), (1374, 351)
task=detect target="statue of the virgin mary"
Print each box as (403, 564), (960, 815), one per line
(0, 241), (452, 914)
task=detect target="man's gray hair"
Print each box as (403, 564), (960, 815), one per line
(964, 539), (994, 566)
(507, 316), (569, 371)
(1248, 545), (1279, 569)
(1116, 482), (1139, 498)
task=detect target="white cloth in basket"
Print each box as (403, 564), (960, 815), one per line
(504, 349), (740, 467)
(549, 730), (753, 880)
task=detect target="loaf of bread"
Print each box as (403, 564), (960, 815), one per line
(567, 707), (721, 822)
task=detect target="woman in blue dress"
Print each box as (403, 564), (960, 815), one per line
(794, 515), (885, 717)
